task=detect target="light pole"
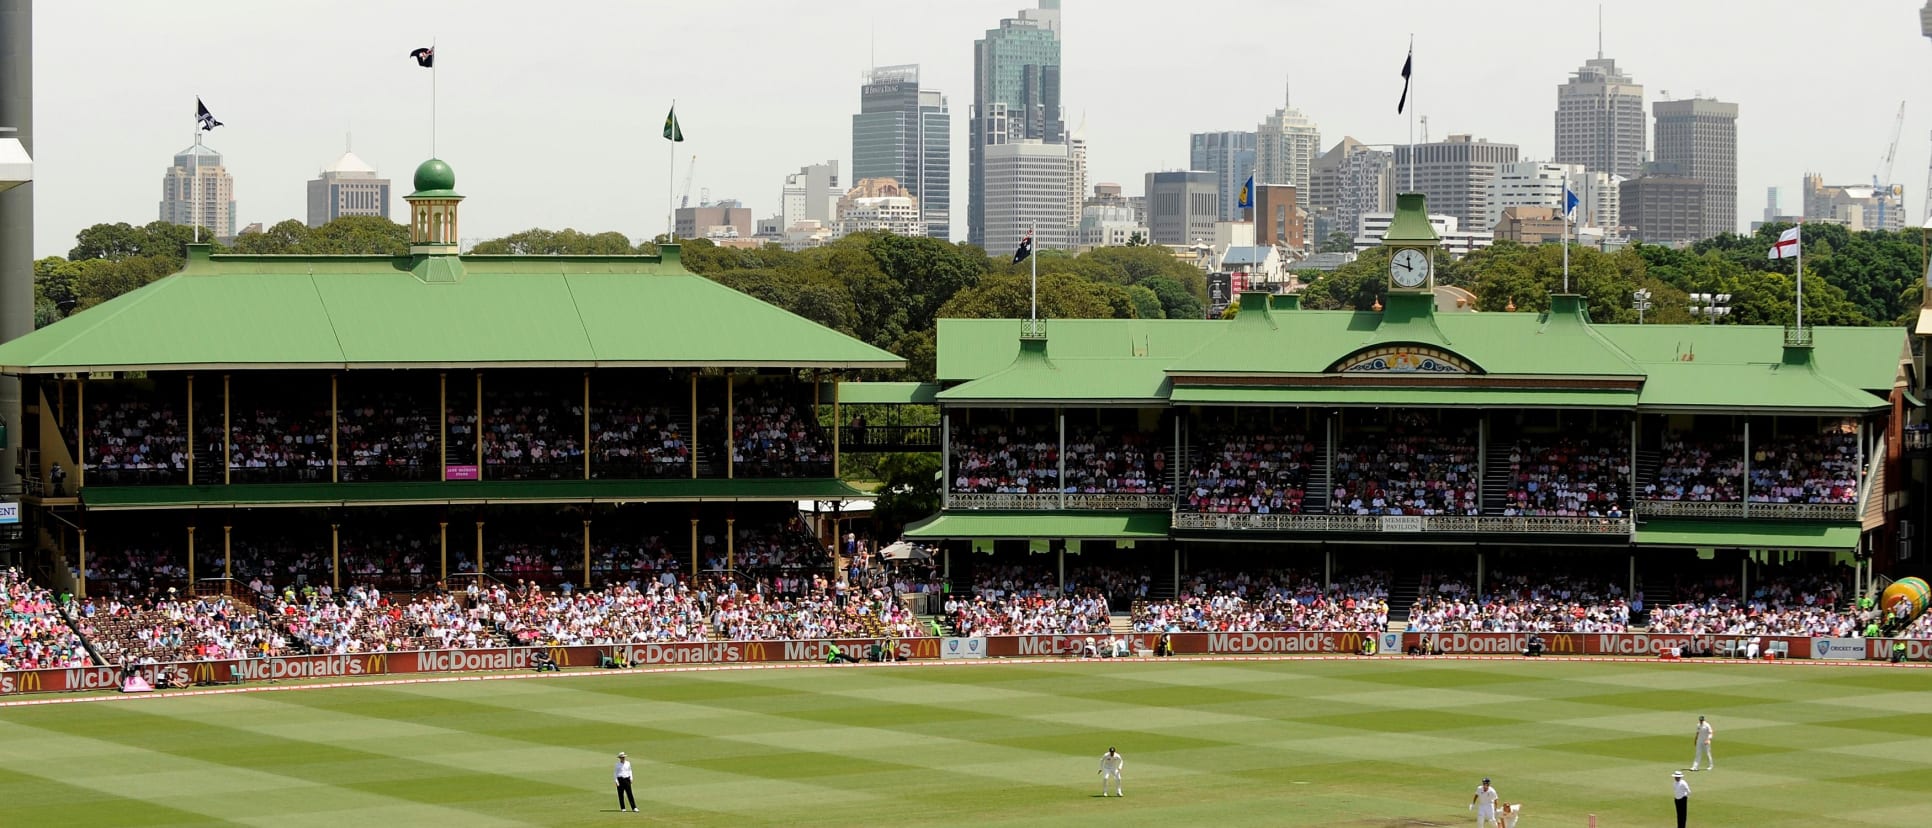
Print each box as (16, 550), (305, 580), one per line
(1687, 292), (1732, 324)
(1631, 288), (1652, 324)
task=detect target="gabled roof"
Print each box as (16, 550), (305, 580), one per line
(936, 317), (1224, 382)
(0, 245), (904, 373)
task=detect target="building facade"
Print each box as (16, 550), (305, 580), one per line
(852, 64), (950, 239)
(1077, 204), (1146, 249)
(1251, 183), (1305, 251)
(1484, 160), (1578, 230)
(160, 142), (236, 239)
(1393, 135), (1519, 232)
(1554, 57), (1645, 180)
(969, 1), (1063, 248)
(1190, 130), (1258, 222)
(1144, 171), (1219, 247)
(781, 161), (840, 229)
(1309, 137), (1393, 249)
(1802, 173), (1906, 232)
(1620, 174), (1706, 246)
(1493, 206), (1568, 244)
(984, 139), (1070, 255)
(675, 204), (754, 239)
(1653, 98), (1738, 239)
(305, 151), (389, 228)
(1254, 106), (1319, 207)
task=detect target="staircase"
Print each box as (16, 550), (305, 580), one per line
(1109, 612), (1134, 635)
(1633, 449), (1660, 500)
(1640, 582), (1673, 626)
(1482, 441), (1517, 515)
(1389, 570), (1424, 626)
(1303, 440), (1332, 513)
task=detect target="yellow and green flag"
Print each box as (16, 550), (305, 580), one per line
(663, 105), (684, 142)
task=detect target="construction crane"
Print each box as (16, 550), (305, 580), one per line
(1875, 102), (1905, 231)
(678, 155), (698, 209)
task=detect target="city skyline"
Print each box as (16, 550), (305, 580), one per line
(30, 0), (1932, 257)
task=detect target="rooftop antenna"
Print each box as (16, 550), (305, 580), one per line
(1285, 74), (1291, 109)
(1597, 4), (1603, 59)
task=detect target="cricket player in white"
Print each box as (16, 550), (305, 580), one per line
(1690, 715), (1714, 770)
(1098, 747), (1125, 797)
(1469, 778), (1500, 828)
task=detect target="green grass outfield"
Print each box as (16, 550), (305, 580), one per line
(3, 658), (1929, 827)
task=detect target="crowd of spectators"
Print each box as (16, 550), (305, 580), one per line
(715, 586), (925, 640)
(86, 398), (190, 485)
(480, 389), (584, 479)
(1498, 436), (1630, 518)
(1131, 570), (1389, 633)
(732, 389), (831, 476)
(940, 565), (1151, 636)
(81, 544), (190, 597)
(1061, 428), (1169, 494)
(74, 592), (290, 664)
(1646, 573), (1855, 636)
(338, 391), (437, 481)
(1746, 432), (1861, 505)
(1, 567), (91, 670)
(728, 516), (829, 573)
(1181, 431), (1313, 514)
(951, 423), (1059, 494)
(590, 401), (688, 478)
(1330, 422), (1479, 516)
(501, 580), (712, 645)
(1405, 572), (1633, 633)
(1647, 433), (1744, 502)
(219, 406), (333, 483)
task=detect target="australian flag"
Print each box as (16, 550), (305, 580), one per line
(196, 98), (222, 132)
(410, 46), (435, 68)
(1012, 227), (1034, 264)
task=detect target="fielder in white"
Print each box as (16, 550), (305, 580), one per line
(1098, 747), (1125, 797)
(1469, 778), (1500, 828)
(1690, 715), (1714, 771)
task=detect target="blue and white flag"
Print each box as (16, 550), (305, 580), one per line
(1563, 187), (1580, 223)
(1237, 175), (1254, 210)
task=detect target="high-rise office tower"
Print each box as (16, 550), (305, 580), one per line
(1554, 56), (1645, 180)
(1393, 135), (1519, 231)
(1653, 97), (1738, 238)
(1254, 103), (1319, 208)
(983, 140), (1069, 256)
(969, 1), (1063, 248)
(852, 64), (950, 239)
(1066, 130), (1087, 249)
(1309, 137), (1393, 245)
(1144, 170), (1218, 246)
(160, 140), (236, 239)
(780, 161), (840, 229)
(306, 150), (390, 227)
(1190, 131), (1257, 221)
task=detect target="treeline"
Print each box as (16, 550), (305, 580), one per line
(1299, 223), (1926, 327)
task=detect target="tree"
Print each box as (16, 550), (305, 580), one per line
(469, 228), (636, 255)
(1137, 274), (1203, 320)
(1319, 231), (1354, 254)
(870, 452), (941, 536)
(1124, 284), (1164, 319)
(864, 233), (988, 335)
(1126, 231), (1148, 247)
(937, 273), (1136, 320)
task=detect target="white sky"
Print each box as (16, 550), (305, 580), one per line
(29, 0), (1932, 257)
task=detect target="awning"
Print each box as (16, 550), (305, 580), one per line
(1171, 385), (1638, 408)
(1635, 519), (1860, 551)
(903, 511), (1170, 540)
(879, 541), (932, 561)
(836, 381), (941, 405)
(81, 478), (875, 511)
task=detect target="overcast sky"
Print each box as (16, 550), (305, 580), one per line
(29, 0), (1932, 256)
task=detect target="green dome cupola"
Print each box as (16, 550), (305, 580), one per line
(404, 158), (464, 253)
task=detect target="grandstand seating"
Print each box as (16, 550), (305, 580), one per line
(1406, 572), (1632, 633)
(1181, 430), (1314, 514)
(1132, 569), (1389, 633)
(1329, 422), (1480, 516)
(1, 567), (92, 670)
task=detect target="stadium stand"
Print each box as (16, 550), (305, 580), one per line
(0, 567), (91, 669)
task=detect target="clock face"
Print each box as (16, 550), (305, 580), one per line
(1389, 248), (1430, 288)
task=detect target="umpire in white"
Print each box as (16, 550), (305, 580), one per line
(614, 751), (637, 812)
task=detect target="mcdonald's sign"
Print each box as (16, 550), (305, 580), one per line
(548, 647), (570, 668)
(1544, 634), (1579, 655)
(5, 670), (41, 694)
(743, 641), (769, 662)
(190, 662), (221, 686)
(1334, 632), (1363, 654)
(910, 638), (939, 660)
(363, 653), (389, 676)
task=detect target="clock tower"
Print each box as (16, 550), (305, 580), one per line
(1381, 193), (1439, 293)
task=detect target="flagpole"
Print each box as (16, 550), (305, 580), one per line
(191, 122), (200, 243)
(1406, 34), (1415, 192)
(667, 100), (676, 243)
(1795, 220), (1804, 331)
(1029, 224), (1038, 324)
(431, 37), (438, 158)
(1563, 204), (1570, 293)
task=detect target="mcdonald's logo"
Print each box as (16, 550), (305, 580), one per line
(743, 642), (768, 662)
(191, 662), (219, 686)
(363, 653), (388, 675)
(548, 647), (569, 668)
(18, 671), (41, 692)
(1545, 634), (1579, 655)
(1334, 633), (1363, 654)
(911, 638), (939, 659)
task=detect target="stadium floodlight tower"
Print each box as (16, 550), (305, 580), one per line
(0, 0), (32, 539)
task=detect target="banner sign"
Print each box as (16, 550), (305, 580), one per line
(1399, 632), (1814, 659)
(1811, 637), (1869, 661)
(942, 637), (987, 659)
(981, 631), (1377, 658)
(443, 465), (479, 481)
(1868, 638), (1932, 662)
